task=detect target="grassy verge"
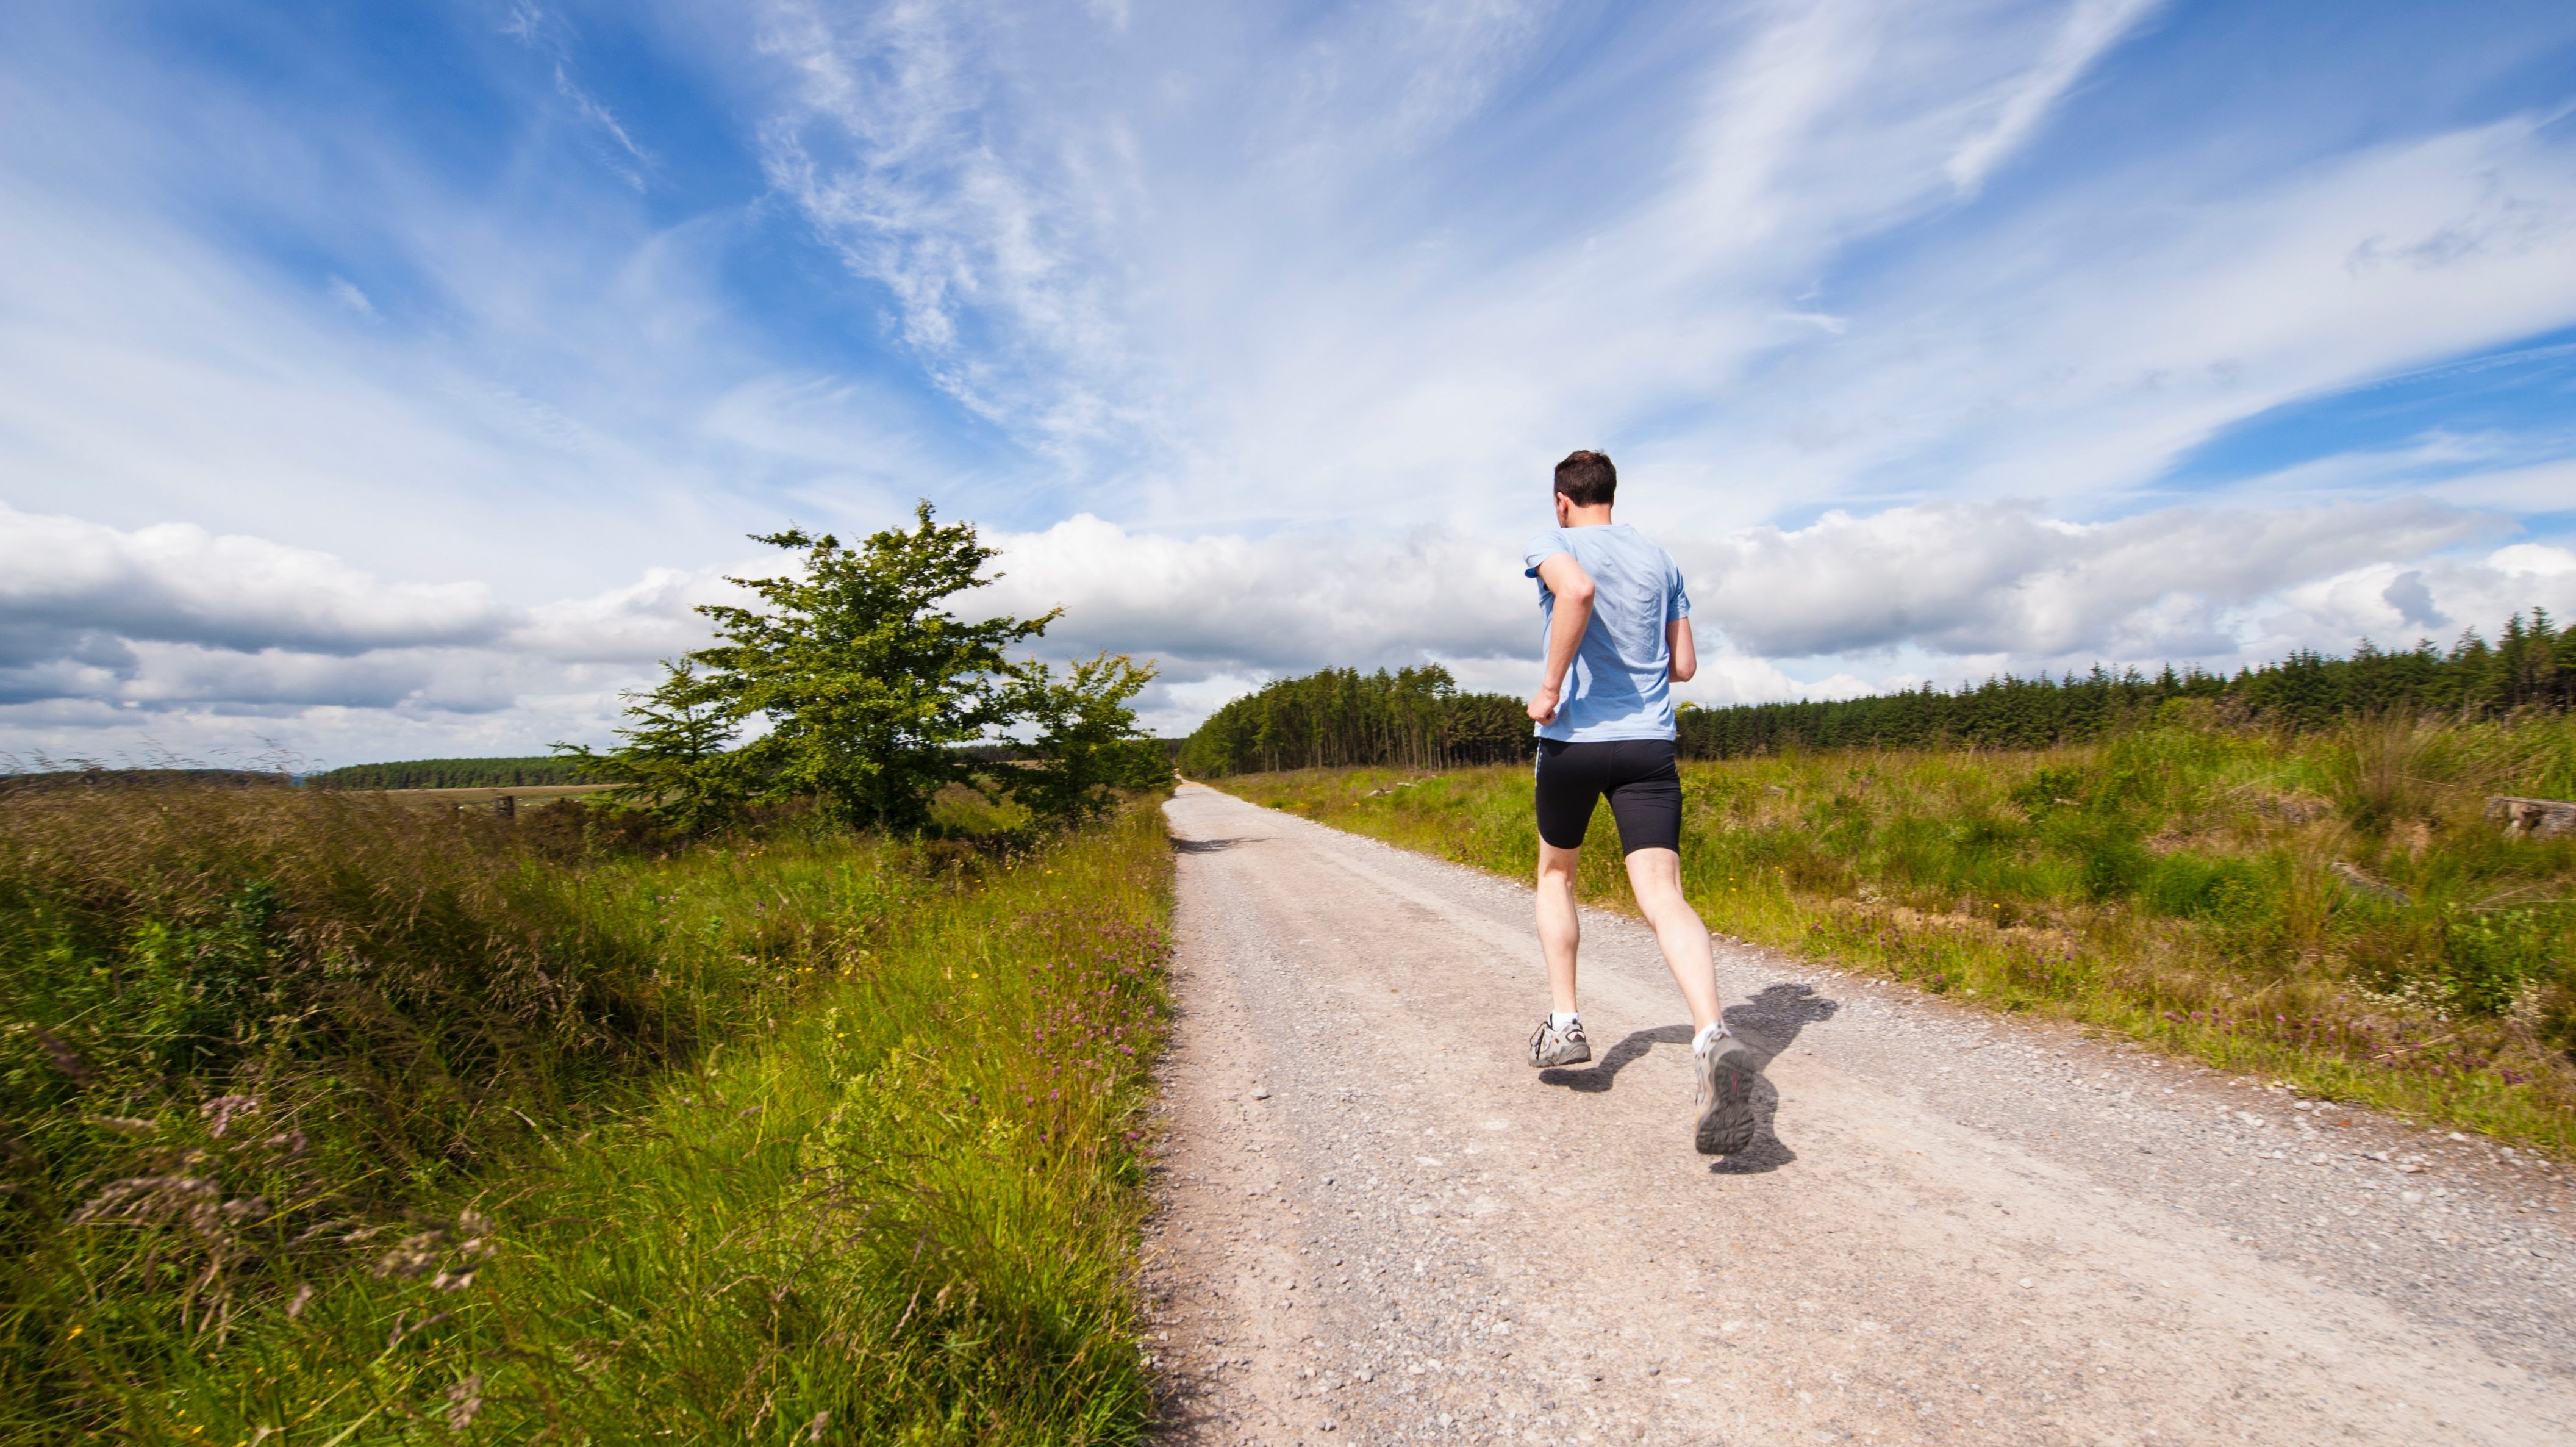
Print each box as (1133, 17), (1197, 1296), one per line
(1217, 712), (2576, 1155)
(4, 783), (1171, 1443)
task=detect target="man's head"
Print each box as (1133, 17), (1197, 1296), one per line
(1553, 449), (1616, 525)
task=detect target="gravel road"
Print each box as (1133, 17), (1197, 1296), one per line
(1140, 784), (2576, 1446)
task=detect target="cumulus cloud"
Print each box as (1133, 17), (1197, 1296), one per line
(5, 493), (2567, 761)
(1681, 498), (2496, 658)
(2269, 543), (2576, 652)
(975, 497), (2552, 708)
(975, 515), (1530, 672)
(5, 3), (2575, 761)
(0, 501), (507, 658)
(0, 503), (750, 756)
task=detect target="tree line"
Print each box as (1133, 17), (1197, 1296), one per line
(1175, 665), (1531, 776)
(308, 757), (588, 790)
(1177, 609), (2574, 775)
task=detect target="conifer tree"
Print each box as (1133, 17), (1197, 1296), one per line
(553, 659), (745, 833)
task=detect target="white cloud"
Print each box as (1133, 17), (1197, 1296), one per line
(6, 2), (2575, 759)
(975, 513), (1531, 671)
(0, 501), (507, 657)
(732, 0), (2576, 554)
(976, 496), (2546, 719)
(325, 276), (377, 317)
(4, 491), (2561, 761)
(1944, 0), (2163, 194)
(0, 502), (752, 761)
(2269, 543), (2576, 652)
(1682, 497), (2495, 658)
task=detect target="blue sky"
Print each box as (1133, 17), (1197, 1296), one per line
(3, 0), (2574, 763)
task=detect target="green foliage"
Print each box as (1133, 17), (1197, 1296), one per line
(1008, 654), (1176, 824)
(694, 505), (1060, 831)
(551, 659), (748, 833)
(1179, 608), (2575, 781)
(554, 507), (1165, 836)
(2, 781), (1173, 1443)
(305, 758), (587, 790)
(1178, 664), (1525, 777)
(2434, 905), (2566, 1019)
(2136, 852), (2271, 923)
(1670, 608), (2576, 758)
(1225, 710), (2576, 1151)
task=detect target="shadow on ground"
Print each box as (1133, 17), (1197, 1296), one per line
(1726, 982), (1841, 1066)
(1536, 982), (1839, 1175)
(1173, 836), (1264, 854)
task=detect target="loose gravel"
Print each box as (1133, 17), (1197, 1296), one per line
(1140, 785), (2576, 1446)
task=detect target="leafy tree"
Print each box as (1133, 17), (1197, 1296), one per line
(1007, 653), (1173, 823)
(553, 659), (745, 833)
(693, 505), (1059, 831)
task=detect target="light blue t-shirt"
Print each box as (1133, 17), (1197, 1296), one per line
(1523, 523), (1691, 742)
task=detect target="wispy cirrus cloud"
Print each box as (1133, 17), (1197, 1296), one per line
(4, 0), (2576, 762)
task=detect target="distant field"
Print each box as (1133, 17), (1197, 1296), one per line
(1223, 713), (2576, 1152)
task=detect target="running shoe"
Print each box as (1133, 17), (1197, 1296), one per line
(1528, 1016), (1591, 1067)
(1693, 1029), (1759, 1156)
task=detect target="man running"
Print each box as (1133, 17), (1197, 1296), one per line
(1522, 449), (1758, 1156)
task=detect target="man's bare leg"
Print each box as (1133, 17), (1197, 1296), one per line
(1536, 841), (1584, 1015)
(1623, 847), (1722, 1035)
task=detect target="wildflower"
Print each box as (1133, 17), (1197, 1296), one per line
(445, 1376), (483, 1432)
(199, 1095), (262, 1139)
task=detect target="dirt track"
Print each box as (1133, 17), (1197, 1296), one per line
(1140, 784), (2576, 1446)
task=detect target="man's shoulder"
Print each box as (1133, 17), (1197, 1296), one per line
(1521, 528), (1573, 570)
(1596, 525), (1677, 567)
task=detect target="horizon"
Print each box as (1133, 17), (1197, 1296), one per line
(5, 1), (2575, 770)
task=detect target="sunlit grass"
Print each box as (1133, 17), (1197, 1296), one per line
(1222, 712), (2576, 1153)
(3, 783), (1172, 1443)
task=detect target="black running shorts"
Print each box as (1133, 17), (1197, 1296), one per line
(1533, 738), (1683, 854)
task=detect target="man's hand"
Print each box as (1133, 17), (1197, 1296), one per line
(1526, 683), (1559, 724)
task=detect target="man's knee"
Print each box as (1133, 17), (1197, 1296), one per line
(1537, 842), (1583, 881)
(1623, 847), (1689, 901)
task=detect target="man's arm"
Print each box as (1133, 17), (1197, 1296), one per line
(1526, 553), (1595, 724)
(1668, 615), (1697, 683)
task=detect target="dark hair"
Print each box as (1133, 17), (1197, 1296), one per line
(1553, 450), (1616, 508)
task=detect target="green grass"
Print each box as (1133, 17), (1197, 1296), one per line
(3, 783), (1172, 1443)
(1220, 709), (2576, 1155)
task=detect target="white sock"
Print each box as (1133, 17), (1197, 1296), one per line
(1551, 1011), (1581, 1032)
(1693, 1022), (1728, 1054)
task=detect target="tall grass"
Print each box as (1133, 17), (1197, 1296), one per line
(1223, 710), (2576, 1152)
(2, 781), (1172, 1443)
